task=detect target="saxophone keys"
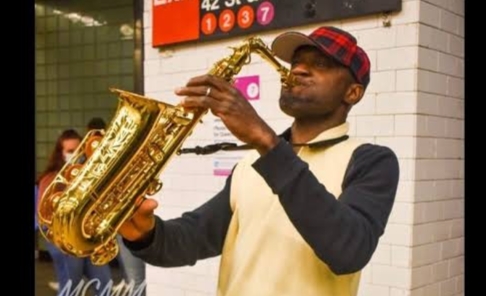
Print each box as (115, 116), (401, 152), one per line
(90, 238), (119, 266)
(85, 135), (103, 158)
(63, 164), (84, 182)
(38, 191), (63, 222)
(146, 179), (163, 196)
(173, 109), (193, 126)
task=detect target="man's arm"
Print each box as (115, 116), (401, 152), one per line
(252, 140), (399, 275)
(123, 174), (234, 267)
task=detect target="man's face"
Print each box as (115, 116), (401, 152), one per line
(279, 45), (354, 120)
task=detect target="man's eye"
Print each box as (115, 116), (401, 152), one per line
(314, 60), (329, 68)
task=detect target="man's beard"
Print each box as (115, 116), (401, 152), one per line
(279, 92), (315, 118)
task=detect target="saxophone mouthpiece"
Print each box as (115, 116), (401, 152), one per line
(283, 73), (299, 89)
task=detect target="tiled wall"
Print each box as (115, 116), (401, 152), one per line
(141, 0), (464, 295)
(35, 0), (136, 176)
(411, 0), (464, 295)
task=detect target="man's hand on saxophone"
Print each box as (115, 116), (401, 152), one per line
(175, 74), (280, 156)
(118, 198), (159, 242)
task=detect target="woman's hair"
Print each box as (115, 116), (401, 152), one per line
(37, 129), (82, 184)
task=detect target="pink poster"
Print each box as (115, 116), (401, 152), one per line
(233, 75), (260, 101)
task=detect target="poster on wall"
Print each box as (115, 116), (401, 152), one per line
(212, 75), (260, 176)
(152, 0), (402, 48)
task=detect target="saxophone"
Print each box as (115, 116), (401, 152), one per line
(37, 36), (295, 265)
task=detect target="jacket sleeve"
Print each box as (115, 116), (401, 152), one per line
(252, 140), (400, 275)
(123, 173), (234, 267)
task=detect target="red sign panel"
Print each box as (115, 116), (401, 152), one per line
(152, 0), (401, 48)
(152, 0), (200, 47)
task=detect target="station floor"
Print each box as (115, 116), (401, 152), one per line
(35, 250), (123, 296)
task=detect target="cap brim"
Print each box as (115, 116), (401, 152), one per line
(271, 32), (321, 63)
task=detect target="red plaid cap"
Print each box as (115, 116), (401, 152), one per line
(272, 26), (371, 89)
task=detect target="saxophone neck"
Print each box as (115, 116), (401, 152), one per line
(246, 37), (296, 89)
(208, 37), (296, 89)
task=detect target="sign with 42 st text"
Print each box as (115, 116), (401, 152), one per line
(152, 0), (401, 48)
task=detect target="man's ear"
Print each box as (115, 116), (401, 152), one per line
(344, 83), (365, 106)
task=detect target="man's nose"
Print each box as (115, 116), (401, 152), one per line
(290, 63), (310, 76)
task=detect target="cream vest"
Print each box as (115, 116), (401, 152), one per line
(217, 123), (366, 296)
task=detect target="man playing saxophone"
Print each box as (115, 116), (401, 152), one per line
(118, 26), (400, 296)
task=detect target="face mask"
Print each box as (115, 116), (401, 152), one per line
(64, 152), (74, 163)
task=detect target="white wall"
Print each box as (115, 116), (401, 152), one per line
(141, 0), (464, 295)
(409, 0), (464, 295)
